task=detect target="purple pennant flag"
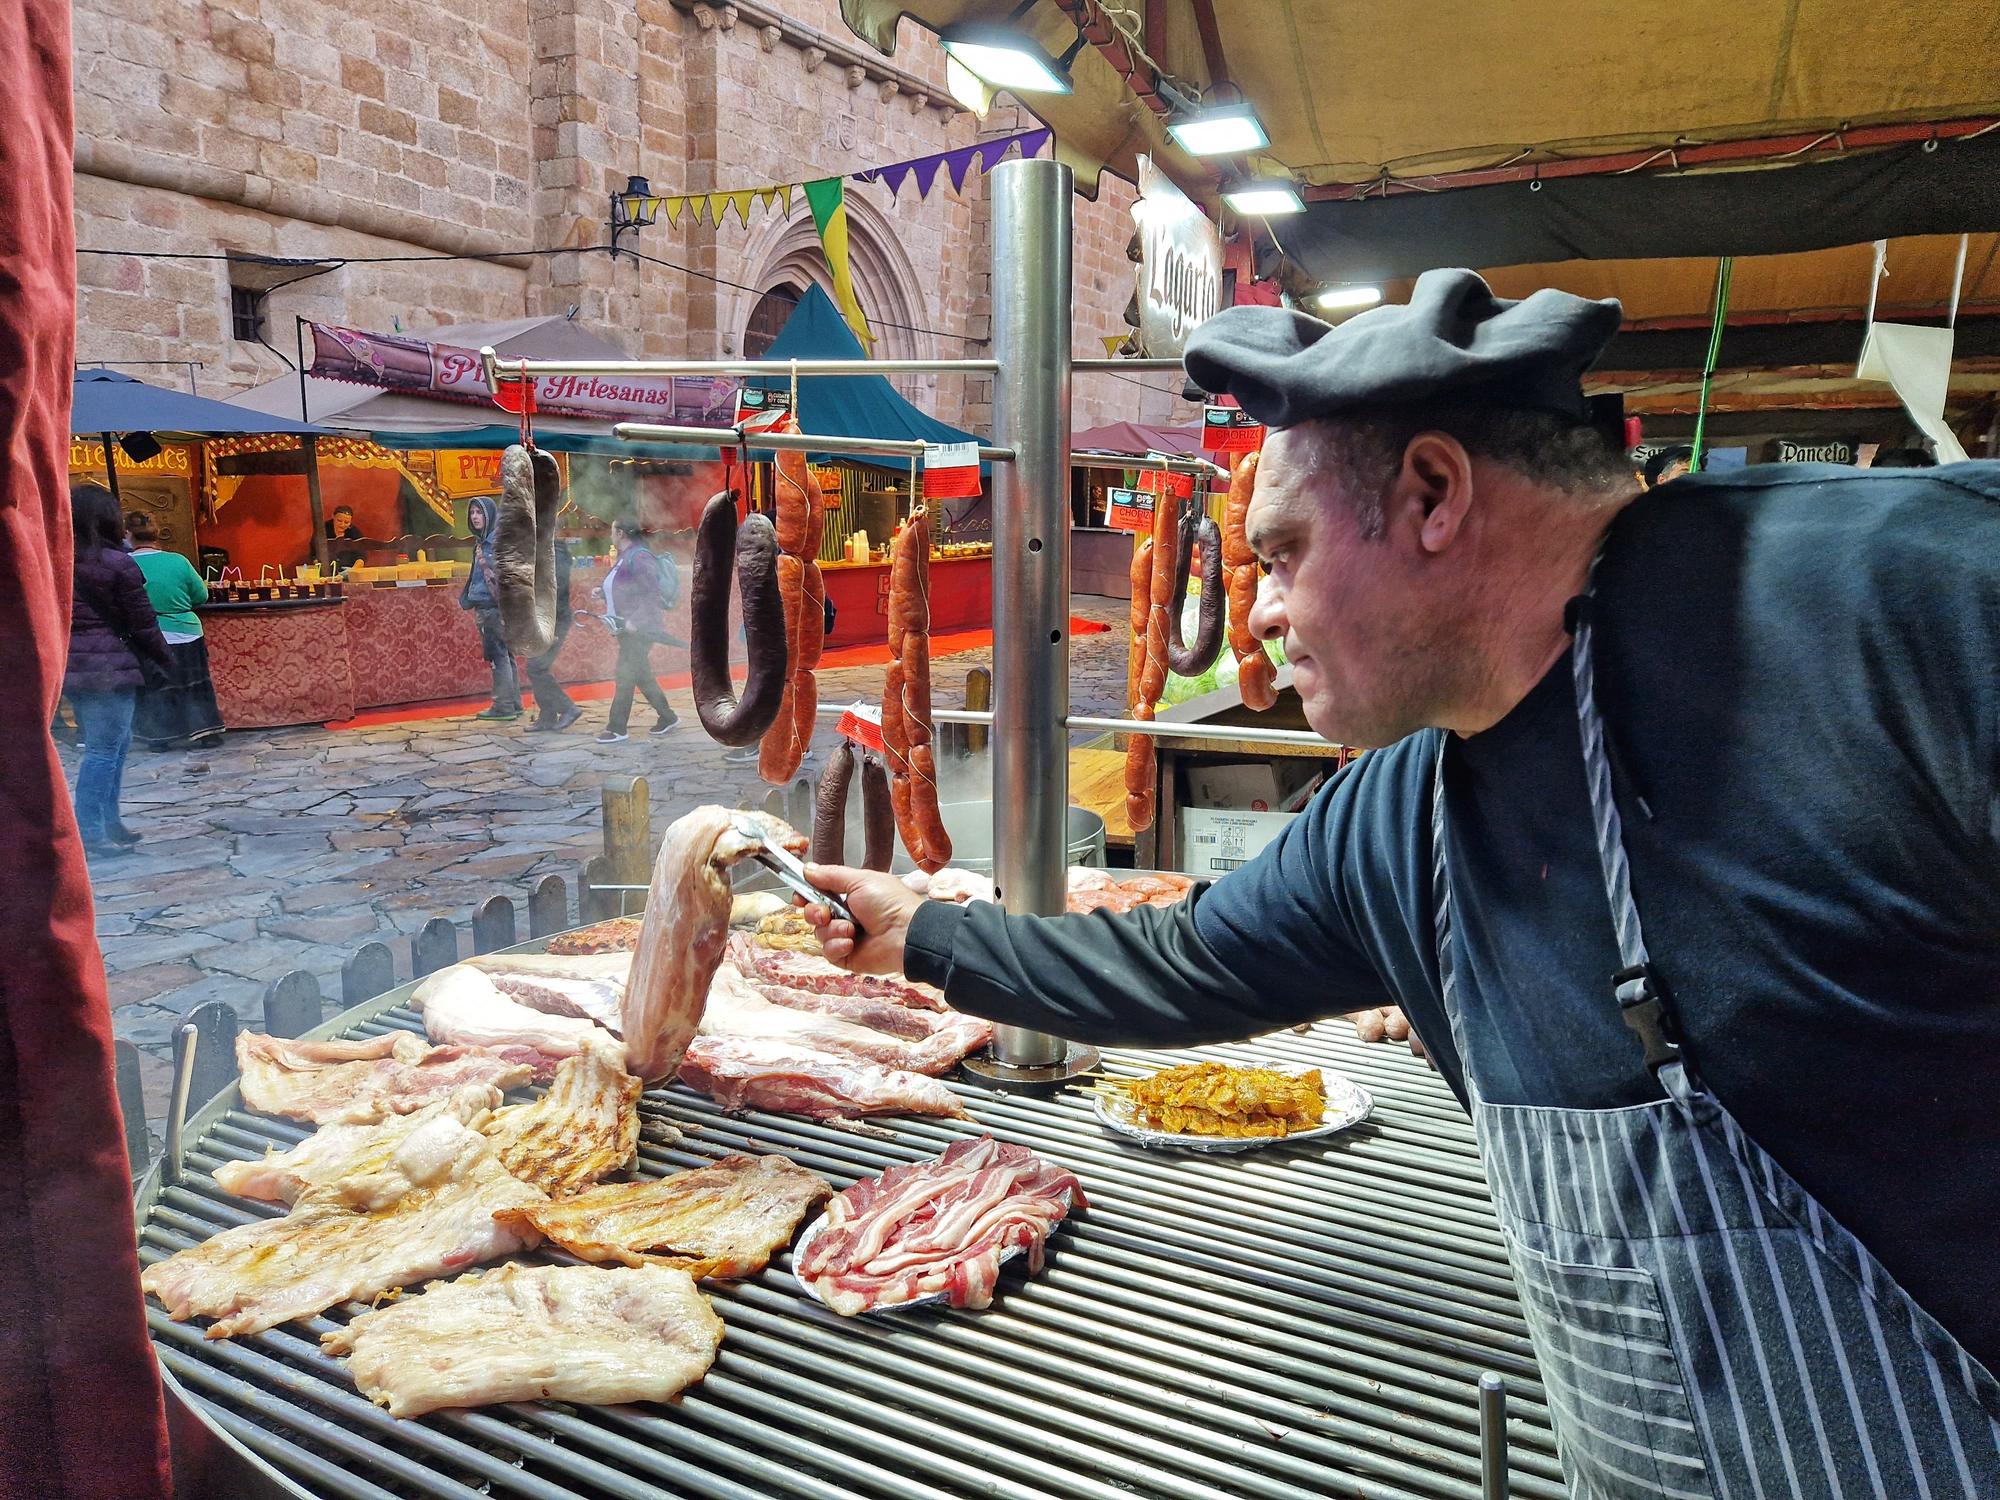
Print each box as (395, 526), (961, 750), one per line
(1019, 127), (1051, 158)
(876, 160), (914, 198)
(911, 155), (944, 199)
(943, 141), (982, 194)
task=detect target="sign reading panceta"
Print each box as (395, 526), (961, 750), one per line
(1130, 156), (1223, 359)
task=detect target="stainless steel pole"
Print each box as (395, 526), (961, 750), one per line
(984, 155), (1078, 1074)
(1478, 1372), (1511, 1500)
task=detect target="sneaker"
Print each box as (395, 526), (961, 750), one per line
(595, 730), (629, 744)
(524, 718), (557, 733)
(550, 706), (584, 733)
(648, 716), (680, 736)
(722, 746), (760, 765)
(475, 706), (521, 721)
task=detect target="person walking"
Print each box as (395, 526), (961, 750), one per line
(522, 532), (582, 733)
(124, 511), (223, 749)
(596, 516), (680, 743)
(459, 494), (521, 721)
(65, 484), (172, 856)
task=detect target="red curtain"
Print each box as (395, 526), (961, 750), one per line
(0, 0), (173, 1493)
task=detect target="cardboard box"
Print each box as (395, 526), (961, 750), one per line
(1187, 764), (1282, 812)
(1177, 806), (1295, 876)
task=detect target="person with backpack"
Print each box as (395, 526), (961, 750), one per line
(595, 516), (680, 743)
(521, 532), (582, 733)
(458, 494), (522, 721)
(64, 483), (172, 856)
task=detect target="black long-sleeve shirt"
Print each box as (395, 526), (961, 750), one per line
(907, 461), (2000, 1375)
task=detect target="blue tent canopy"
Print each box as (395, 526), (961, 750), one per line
(71, 369), (331, 437)
(749, 285), (986, 473)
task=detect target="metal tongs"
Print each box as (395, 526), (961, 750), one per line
(734, 817), (863, 934)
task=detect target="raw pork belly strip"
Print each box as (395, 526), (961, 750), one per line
(480, 1035), (640, 1196)
(413, 964), (615, 1079)
(624, 807), (806, 1083)
(795, 1136), (1084, 1316)
(141, 1120), (546, 1339)
(323, 1263), (722, 1419)
(726, 934), (946, 1011)
(236, 1031), (535, 1127)
(700, 967), (991, 1075)
(677, 1036), (968, 1120)
(213, 1085), (503, 1209)
(463, 952), (631, 1035)
(742, 977), (961, 1041)
(496, 1153), (832, 1276)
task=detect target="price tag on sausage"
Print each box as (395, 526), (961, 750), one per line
(1103, 487), (1155, 532)
(835, 702), (886, 753)
(735, 386), (792, 425)
(1138, 466), (1195, 500)
(1200, 406), (1265, 452)
(922, 442), (981, 499)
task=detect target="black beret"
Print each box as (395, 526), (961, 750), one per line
(1183, 269), (1623, 428)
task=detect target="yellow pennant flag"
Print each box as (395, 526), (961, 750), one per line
(664, 196), (692, 228)
(1100, 335), (1129, 357)
(727, 190), (756, 225)
(803, 178), (872, 348)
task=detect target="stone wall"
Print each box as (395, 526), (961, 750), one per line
(72, 0), (1192, 430)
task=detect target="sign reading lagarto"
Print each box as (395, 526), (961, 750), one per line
(1130, 156), (1222, 359)
(305, 322), (739, 427)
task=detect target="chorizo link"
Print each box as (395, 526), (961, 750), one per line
(1221, 451), (1258, 570)
(1166, 508), (1225, 677)
(859, 753), (893, 871)
(1126, 536), (1152, 708)
(773, 450), (813, 558)
(494, 444), (561, 655)
(887, 511), (949, 871)
(759, 554), (808, 783)
(689, 491), (788, 746)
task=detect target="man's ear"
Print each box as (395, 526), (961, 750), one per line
(1389, 432), (1475, 556)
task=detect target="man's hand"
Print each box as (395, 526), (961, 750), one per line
(1348, 1006), (1429, 1063)
(800, 864), (925, 974)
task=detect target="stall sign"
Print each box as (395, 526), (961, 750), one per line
(1774, 438), (1857, 465)
(69, 439), (194, 476)
(735, 387), (793, 426)
(1131, 156), (1223, 358)
(835, 702), (886, 753)
(1201, 407), (1265, 453)
(922, 442), (981, 499)
(810, 465), (845, 509)
(434, 449), (508, 499)
(1103, 487), (1155, 533)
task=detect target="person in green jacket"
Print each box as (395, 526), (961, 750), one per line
(125, 511), (224, 748)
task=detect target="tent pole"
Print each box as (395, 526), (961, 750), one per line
(303, 434), (330, 572)
(1689, 257), (1734, 472)
(295, 317), (310, 423)
(100, 433), (123, 509)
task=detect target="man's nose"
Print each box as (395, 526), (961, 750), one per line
(1247, 572), (1284, 643)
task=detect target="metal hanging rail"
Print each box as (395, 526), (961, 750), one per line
(611, 422), (1017, 463)
(480, 350), (1000, 383)
(1072, 452), (1228, 479)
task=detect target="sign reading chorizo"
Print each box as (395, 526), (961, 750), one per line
(1201, 407), (1265, 453)
(1131, 156), (1223, 359)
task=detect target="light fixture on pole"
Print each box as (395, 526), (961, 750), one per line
(1166, 102), (1269, 157)
(1314, 285), (1383, 313)
(608, 175), (660, 260)
(1221, 177), (1306, 217)
(941, 1), (1087, 94)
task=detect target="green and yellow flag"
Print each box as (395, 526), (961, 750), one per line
(803, 177), (873, 349)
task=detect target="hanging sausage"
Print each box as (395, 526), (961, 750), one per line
(493, 443), (563, 656)
(688, 490), (788, 747)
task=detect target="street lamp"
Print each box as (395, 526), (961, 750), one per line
(609, 175), (660, 260)
(941, 3), (1087, 95)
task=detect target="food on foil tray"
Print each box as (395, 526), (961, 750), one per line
(1064, 868), (1195, 915)
(623, 807), (805, 1083)
(235, 1031), (535, 1127)
(495, 1153), (832, 1277)
(677, 1036), (969, 1120)
(142, 1112), (546, 1339)
(1107, 1062), (1327, 1139)
(323, 1262), (722, 1419)
(751, 909), (821, 950)
(480, 1034), (640, 1196)
(214, 1085), (504, 1209)
(794, 1136), (1084, 1315)
(413, 964), (614, 1079)
(700, 966), (991, 1076)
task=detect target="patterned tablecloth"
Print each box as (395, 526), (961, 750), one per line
(202, 602), (357, 729)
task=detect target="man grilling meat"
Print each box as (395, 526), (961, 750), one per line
(804, 269), (2000, 1500)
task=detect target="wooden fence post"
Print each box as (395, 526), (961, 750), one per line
(600, 775), (652, 886)
(411, 918), (459, 979)
(472, 894), (517, 954)
(177, 999), (240, 1110)
(263, 971), (324, 1039)
(963, 666), (991, 755)
(528, 874), (568, 938)
(114, 1040), (151, 1173)
(342, 941), (396, 1007)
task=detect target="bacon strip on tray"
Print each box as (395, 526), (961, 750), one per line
(495, 1153), (832, 1276)
(795, 1136), (1084, 1315)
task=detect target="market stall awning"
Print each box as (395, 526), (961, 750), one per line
(72, 368), (330, 437)
(226, 316), (720, 459)
(841, 2), (2000, 273)
(748, 284), (988, 470)
(1071, 421), (1203, 457)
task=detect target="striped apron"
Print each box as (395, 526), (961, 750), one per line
(1429, 600), (2000, 1499)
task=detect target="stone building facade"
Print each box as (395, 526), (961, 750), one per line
(72, 0), (1196, 432)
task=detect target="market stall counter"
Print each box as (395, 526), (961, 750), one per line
(820, 550), (993, 648)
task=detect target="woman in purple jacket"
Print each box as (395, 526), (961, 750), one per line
(64, 483), (171, 857)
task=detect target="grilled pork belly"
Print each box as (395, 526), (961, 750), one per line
(236, 1031), (534, 1127)
(213, 1084), (502, 1208)
(479, 1034), (640, 1196)
(413, 964), (616, 1078)
(676, 1036), (967, 1120)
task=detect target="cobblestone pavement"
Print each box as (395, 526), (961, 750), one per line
(81, 598), (1132, 1129)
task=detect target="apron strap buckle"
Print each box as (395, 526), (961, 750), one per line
(1612, 963), (1683, 1073)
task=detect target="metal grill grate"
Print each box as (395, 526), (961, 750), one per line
(138, 1003), (1563, 1500)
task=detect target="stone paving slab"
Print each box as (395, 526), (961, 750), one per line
(81, 599), (1136, 1141)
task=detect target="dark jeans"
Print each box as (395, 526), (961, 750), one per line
(605, 631), (676, 734)
(472, 605), (521, 712)
(523, 627), (574, 722)
(70, 688), (136, 842)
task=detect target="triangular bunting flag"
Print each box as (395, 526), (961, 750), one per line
(728, 190), (755, 225)
(802, 177), (872, 349)
(663, 196), (688, 228)
(1101, 335), (1127, 357)
(706, 193), (729, 225)
(1020, 127), (1051, 159)
(877, 160), (915, 199)
(943, 141), (981, 194)
(912, 156), (943, 199)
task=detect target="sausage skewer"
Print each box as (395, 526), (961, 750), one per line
(689, 490), (788, 746)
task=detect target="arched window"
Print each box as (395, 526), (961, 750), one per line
(743, 283), (804, 359)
